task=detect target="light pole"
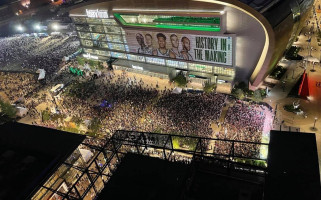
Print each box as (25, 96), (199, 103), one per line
(311, 62), (316, 72)
(313, 117), (318, 130)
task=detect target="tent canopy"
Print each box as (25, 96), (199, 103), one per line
(36, 69), (46, 80)
(172, 87), (183, 94)
(16, 107), (28, 117)
(304, 56), (320, 63)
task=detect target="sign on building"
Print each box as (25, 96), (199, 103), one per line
(86, 9), (108, 18)
(124, 30), (233, 66)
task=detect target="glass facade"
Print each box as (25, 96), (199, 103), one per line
(72, 16), (235, 80)
(114, 13), (221, 32)
(127, 54), (145, 62)
(146, 57), (165, 66)
(166, 60), (188, 69)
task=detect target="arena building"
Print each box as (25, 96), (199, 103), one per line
(69, 0), (314, 91)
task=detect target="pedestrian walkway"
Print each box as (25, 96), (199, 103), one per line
(263, 2), (321, 180)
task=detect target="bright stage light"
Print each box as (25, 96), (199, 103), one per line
(52, 23), (59, 31)
(16, 25), (24, 32)
(34, 24), (41, 30)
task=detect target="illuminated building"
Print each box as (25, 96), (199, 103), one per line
(69, 0), (313, 91)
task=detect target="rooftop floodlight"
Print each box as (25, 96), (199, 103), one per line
(34, 24), (41, 30)
(52, 23), (59, 31)
(17, 25), (24, 32)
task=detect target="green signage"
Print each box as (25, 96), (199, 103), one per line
(114, 13), (221, 32)
(193, 36), (229, 64)
(69, 67), (83, 76)
(154, 16), (220, 24)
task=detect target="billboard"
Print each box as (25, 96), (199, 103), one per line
(125, 30), (233, 66)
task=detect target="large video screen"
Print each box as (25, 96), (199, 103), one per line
(124, 30), (233, 66)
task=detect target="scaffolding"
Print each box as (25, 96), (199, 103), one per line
(31, 130), (269, 200)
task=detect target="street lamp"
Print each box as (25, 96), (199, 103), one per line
(313, 117), (318, 130)
(311, 62), (316, 72)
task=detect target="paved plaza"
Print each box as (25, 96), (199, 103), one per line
(263, 1), (321, 178)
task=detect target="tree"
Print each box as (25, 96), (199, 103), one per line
(97, 61), (104, 70)
(172, 74), (187, 87)
(0, 100), (16, 119)
(203, 82), (216, 93)
(88, 117), (101, 135)
(235, 89), (244, 99)
(42, 110), (51, 122)
(76, 56), (85, 66)
(252, 90), (263, 102)
(238, 82), (247, 90)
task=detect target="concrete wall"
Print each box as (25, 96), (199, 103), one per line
(225, 5), (265, 82)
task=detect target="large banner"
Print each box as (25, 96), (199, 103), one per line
(125, 30), (233, 66)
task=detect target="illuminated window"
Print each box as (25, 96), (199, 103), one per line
(146, 57), (165, 65)
(188, 63), (212, 73)
(124, 45), (129, 51)
(97, 50), (111, 57)
(166, 60), (187, 69)
(92, 33), (106, 41)
(127, 54), (145, 62)
(122, 35), (127, 43)
(86, 18), (102, 24)
(89, 25), (105, 33)
(104, 26), (121, 34)
(102, 18), (118, 25)
(84, 48), (93, 53)
(78, 32), (91, 39)
(111, 52), (126, 59)
(81, 39), (93, 47)
(76, 25), (90, 32)
(72, 17), (87, 24)
(106, 34), (123, 43)
(108, 43), (125, 51)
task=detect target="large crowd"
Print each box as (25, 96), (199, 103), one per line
(0, 35), (272, 161)
(213, 101), (267, 158)
(0, 67), (271, 159)
(0, 72), (40, 103)
(0, 35), (79, 76)
(56, 70), (226, 138)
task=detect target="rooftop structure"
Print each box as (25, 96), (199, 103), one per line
(0, 122), (85, 200)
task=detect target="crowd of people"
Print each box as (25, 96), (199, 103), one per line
(0, 72), (40, 103)
(0, 35), (79, 77)
(0, 68), (271, 161)
(0, 34), (272, 161)
(56, 70), (227, 139)
(213, 101), (267, 158)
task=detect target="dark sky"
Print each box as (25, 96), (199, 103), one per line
(0, 0), (49, 7)
(0, 0), (20, 6)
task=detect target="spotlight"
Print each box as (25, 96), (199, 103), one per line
(52, 23), (59, 31)
(34, 24), (41, 30)
(16, 25), (24, 32)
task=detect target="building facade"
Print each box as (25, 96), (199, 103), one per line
(69, 0), (314, 90)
